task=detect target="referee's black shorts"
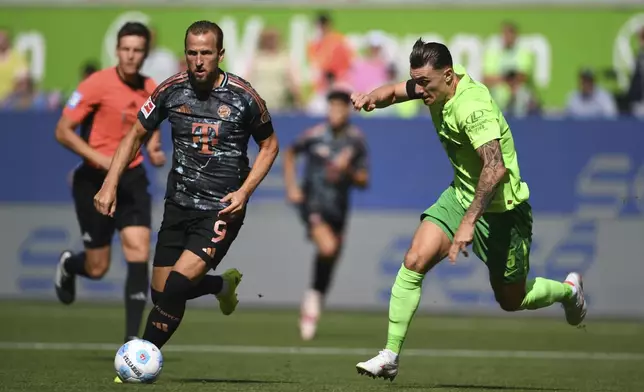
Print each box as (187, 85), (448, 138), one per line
(72, 163), (152, 249)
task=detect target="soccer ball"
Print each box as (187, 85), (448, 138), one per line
(114, 339), (163, 383)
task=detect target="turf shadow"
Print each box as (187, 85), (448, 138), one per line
(431, 385), (567, 391)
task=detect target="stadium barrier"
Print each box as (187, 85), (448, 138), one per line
(1, 113), (643, 319)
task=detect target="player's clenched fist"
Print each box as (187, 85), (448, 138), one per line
(351, 92), (377, 112)
(94, 185), (117, 217)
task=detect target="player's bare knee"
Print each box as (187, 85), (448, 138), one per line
(495, 293), (523, 312)
(122, 243), (150, 263)
(172, 250), (209, 281)
(492, 280), (526, 312)
(84, 248), (110, 279)
(403, 250), (426, 273)
(120, 227), (151, 262)
(318, 238), (339, 259)
(86, 259), (110, 279)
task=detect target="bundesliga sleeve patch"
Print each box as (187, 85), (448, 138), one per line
(66, 91), (82, 109)
(140, 97), (156, 119)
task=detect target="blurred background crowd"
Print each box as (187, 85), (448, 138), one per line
(2, 11), (644, 119)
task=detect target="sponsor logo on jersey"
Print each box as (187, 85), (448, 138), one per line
(140, 97), (156, 119)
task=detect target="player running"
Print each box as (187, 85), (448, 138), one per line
(283, 88), (369, 341)
(93, 21), (279, 380)
(351, 39), (587, 381)
(54, 22), (166, 343)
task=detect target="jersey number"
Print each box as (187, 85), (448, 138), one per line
(212, 220), (227, 244)
(192, 122), (220, 155)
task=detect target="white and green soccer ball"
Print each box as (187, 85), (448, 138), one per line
(114, 339), (163, 383)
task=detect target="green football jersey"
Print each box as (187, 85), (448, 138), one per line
(428, 65), (530, 213)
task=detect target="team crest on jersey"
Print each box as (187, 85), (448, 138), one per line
(140, 97), (156, 119)
(217, 105), (231, 119)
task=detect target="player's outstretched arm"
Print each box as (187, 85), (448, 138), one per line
(56, 74), (114, 170)
(240, 131), (279, 198)
(283, 145), (303, 204)
(462, 139), (507, 225)
(144, 129), (166, 167)
(349, 135), (369, 189)
(351, 81), (413, 111)
(94, 120), (148, 216)
(103, 120), (149, 188)
(55, 116), (111, 170)
(219, 130), (279, 219)
(352, 168), (369, 189)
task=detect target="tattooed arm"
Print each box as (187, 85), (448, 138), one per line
(462, 139), (507, 225)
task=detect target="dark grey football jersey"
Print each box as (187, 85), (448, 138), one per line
(292, 123), (368, 217)
(138, 71), (273, 211)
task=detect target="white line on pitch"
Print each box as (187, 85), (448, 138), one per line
(0, 342), (642, 361)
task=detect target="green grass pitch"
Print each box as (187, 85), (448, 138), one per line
(1, 301), (643, 391)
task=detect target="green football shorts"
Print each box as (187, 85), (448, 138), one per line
(421, 186), (533, 283)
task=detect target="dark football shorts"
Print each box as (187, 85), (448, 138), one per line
(72, 163), (151, 249)
(153, 200), (245, 269)
(298, 202), (347, 237)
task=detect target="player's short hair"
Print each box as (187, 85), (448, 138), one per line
(317, 12), (331, 27)
(185, 20), (224, 50)
(408, 39), (452, 70)
(327, 90), (351, 104)
(502, 21), (518, 33)
(117, 22), (151, 53)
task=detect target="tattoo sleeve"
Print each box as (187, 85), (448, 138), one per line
(463, 139), (507, 224)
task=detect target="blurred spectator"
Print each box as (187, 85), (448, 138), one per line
(627, 26), (644, 117)
(483, 22), (533, 89)
(0, 28), (29, 102)
(140, 27), (179, 84)
(349, 30), (390, 94)
(0, 73), (59, 111)
(566, 69), (618, 118)
(307, 72), (337, 116)
(492, 70), (540, 118)
(244, 28), (301, 112)
(307, 12), (353, 95)
(178, 57), (188, 73)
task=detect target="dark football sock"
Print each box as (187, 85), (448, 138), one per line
(124, 262), (149, 340)
(63, 252), (92, 278)
(141, 271), (192, 349)
(186, 275), (224, 300)
(312, 254), (337, 295)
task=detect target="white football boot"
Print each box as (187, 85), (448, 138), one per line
(356, 349), (399, 381)
(562, 272), (587, 326)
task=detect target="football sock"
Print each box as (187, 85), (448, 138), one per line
(385, 264), (424, 355)
(186, 275), (224, 299)
(63, 252), (92, 278)
(124, 262), (149, 340)
(520, 277), (574, 310)
(312, 254), (336, 295)
(141, 271), (192, 349)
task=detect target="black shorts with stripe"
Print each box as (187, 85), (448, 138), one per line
(153, 200), (245, 269)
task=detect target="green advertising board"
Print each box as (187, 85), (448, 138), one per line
(1, 7), (643, 109)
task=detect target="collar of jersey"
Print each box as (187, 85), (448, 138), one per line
(217, 69), (229, 88)
(444, 64), (468, 109)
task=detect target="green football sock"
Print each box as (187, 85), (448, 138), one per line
(385, 264), (425, 355)
(520, 277), (573, 310)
